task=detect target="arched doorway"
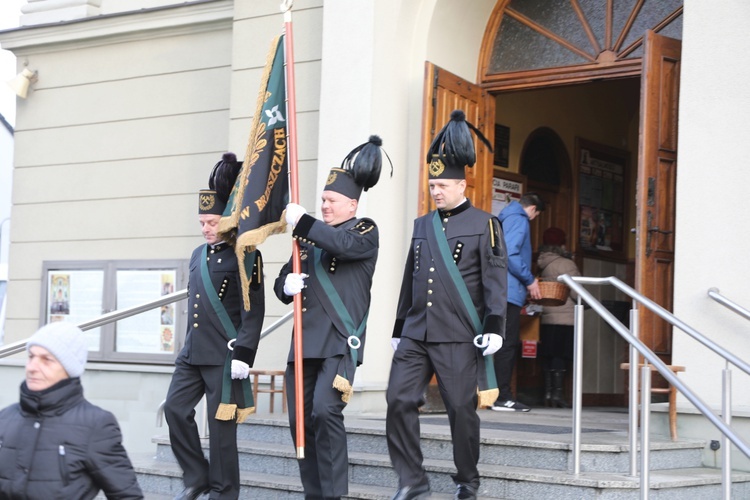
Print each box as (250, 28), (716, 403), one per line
(519, 127), (572, 253)
(420, 0), (682, 405)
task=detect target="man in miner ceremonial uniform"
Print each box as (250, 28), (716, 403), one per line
(275, 136), (389, 499)
(386, 110), (508, 500)
(164, 153), (265, 500)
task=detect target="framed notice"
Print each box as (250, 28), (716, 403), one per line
(47, 270), (104, 351)
(115, 269), (178, 354)
(492, 169), (526, 216)
(42, 259), (187, 364)
(576, 138), (630, 261)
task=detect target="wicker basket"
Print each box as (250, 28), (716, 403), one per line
(536, 280), (570, 306)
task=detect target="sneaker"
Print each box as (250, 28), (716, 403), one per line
(490, 400), (531, 412)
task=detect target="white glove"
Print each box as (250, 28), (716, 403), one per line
(391, 338), (401, 351)
(285, 203), (307, 228)
(231, 359), (250, 380)
(480, 333), (504, 356)
(283, 273), (308, 296)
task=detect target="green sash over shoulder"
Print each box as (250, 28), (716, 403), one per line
(200, 245), (255, 423)
(429, 211), (499, 408)
(311, 246), (368, 403)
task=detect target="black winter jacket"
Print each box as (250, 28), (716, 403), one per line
(0, 378), (143, 499)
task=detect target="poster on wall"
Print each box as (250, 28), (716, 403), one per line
(494, 124), (510, 168)
(47, 270), (104, 350)
(492, 170), (525, 216)
(115, 269), (177, 354)
(576, 138), (629, 260)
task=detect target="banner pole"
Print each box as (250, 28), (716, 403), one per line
(281, 0), (305, 460)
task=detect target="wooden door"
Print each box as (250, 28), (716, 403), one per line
(419, 63), (494, 215)
(635, 31), (681, 359)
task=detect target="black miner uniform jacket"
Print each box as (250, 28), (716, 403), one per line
(274, 214), (378, 362)
(180, 242), (264, 366)
(393, 200), (507, 342)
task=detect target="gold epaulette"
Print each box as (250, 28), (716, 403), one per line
(351, 219), (376, 235)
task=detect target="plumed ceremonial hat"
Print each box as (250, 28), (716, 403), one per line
(199, 152), (243, 215)
(325, 135), (391, 200)
(27, 322), (88, 378)
(426, 109), (492, 180)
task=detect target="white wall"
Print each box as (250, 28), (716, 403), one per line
(0, 115), (12, 343)
(0, 116), (12, 269)
(674, 0), (750, 410)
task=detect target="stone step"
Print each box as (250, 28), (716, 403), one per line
(132, 455), (454, 500)
(150, 437), (740, 492)
(133, 451), (750, 499)
(232, 415), (707, 473)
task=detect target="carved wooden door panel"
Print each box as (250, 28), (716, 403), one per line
(635, 31), (681, 358)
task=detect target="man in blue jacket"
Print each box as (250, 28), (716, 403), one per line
(491, 192), (545, 412)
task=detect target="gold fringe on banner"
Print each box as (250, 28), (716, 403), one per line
(219, 35), (289, 311)
(332, 374), (354, 403)
(219, 35), (280, 237)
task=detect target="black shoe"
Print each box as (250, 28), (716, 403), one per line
(174, 485), (209, 500)
(455, 483), (477, 500)
(391, 482), (431, 500)
(490, 399), (531, 412)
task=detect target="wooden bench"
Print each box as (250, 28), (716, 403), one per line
(620, 363), (685, 440)
(249, 369), (286, 413)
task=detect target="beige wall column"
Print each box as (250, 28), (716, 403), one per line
(674, 0), (750, 408)
(316, 0), (396, 407)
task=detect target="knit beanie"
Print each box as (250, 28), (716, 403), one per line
(26, 322), (88, 378)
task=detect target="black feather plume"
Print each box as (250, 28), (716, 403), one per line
(340, 135), (392, 192)
(426, 109), (493, 167)
(208, 152), (242, 204)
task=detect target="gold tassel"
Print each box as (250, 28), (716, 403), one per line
(332, 374), (353, 403)
(235, 406), (256, 424)
(477, 388), (499, 409)
(215, 403), (237, 421)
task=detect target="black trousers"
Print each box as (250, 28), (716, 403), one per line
(493, 302), (521, 401)
(539, 323), (574, 370)
(164, 359), (239, 500)
(386, 338), (480, 490)
(286, 356), (348, 499)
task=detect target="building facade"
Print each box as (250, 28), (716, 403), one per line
(0, 0), (748, 467)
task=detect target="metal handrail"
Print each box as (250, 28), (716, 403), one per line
(708, 288), (750, 321)
(0, 289), (190, 359)
(560, 274), (750, 499)
(0, 283), (292, 437)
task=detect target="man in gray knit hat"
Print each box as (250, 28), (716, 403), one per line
(0, 322), (143, 499)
